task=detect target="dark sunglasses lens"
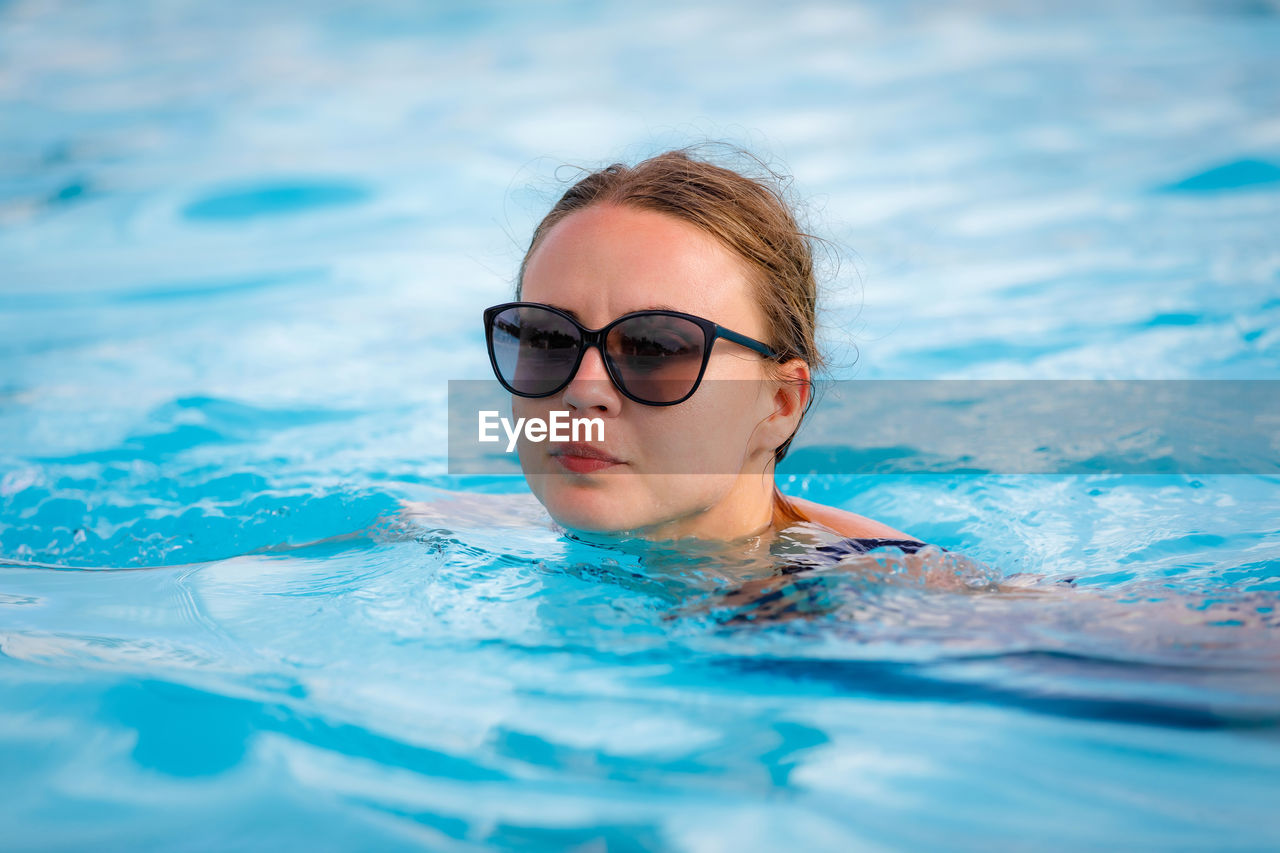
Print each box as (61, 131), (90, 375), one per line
(607, 315), (706, 403)
(489, 306), (580, 395)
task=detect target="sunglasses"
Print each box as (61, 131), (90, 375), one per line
(483, 301), (782, 406)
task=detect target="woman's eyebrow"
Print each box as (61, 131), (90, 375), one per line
(617, 303), (682, 315)
(546, 303), (684, 322)
(547, 304), (581, 321)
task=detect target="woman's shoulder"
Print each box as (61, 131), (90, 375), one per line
(777, 495), (922, 543)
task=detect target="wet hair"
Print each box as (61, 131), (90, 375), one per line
(517, 147), (827, 521)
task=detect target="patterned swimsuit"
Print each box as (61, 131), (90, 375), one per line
(777, 536), (932, 575)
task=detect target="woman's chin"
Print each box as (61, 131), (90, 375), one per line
(547, 502), (637, 535)
(535, 482), (648, 535)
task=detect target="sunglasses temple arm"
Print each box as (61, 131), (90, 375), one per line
(716, 326), (781, 359)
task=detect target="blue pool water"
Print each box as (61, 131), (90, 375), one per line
(3, 1), (1280, 849)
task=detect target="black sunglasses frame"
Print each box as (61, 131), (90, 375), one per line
(483, 301), (783, 406)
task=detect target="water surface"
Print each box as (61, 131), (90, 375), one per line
(2, 1), (1279, 849)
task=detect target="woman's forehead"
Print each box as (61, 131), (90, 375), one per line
(521, 204), (762, 326)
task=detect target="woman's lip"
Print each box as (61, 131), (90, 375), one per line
(550, 443), (625, 473)
(550, 443), (624, 463)
(553, 454), (618, 474)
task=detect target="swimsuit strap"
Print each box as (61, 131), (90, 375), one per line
(778, 536), (935, 575)
(826, 537), (931, 555)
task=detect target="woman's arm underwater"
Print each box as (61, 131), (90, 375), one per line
(696, 537), (1280, 642)
(237, 489), (552, 559)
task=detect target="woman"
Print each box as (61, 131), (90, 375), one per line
(416, 150), (1274, 627)
(481, 148), (927, 555)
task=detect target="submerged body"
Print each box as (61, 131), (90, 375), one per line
(400, 489), (940, 592)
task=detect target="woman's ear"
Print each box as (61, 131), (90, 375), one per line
(771, 358), (811, 419)
(755, 358), (811, 456)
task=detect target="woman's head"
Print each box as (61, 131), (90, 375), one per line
(505, 148), (824, 540)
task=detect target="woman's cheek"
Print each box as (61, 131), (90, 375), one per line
(659, 406), (750, 474)
(638, 407), (712, 470)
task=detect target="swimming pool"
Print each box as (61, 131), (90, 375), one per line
(3, 0), (1279, 849)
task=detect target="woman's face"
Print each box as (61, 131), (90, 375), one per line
(515, 203), (791, 540)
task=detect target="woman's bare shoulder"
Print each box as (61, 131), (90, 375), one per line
(780, 495), (920, 541)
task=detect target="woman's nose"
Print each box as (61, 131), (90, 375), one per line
(561, 345), (621, 414)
